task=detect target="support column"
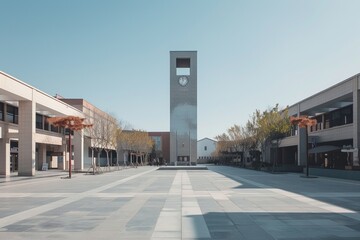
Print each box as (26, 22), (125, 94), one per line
(73, 130), (84, 171)
(38, 143), (47, 170)
(298, 128), (307, 166)
(297, 103), (307, 166)
(353, 76), (360, 166)
(18, 100), (36, 176)
(58, 143), (66, 170)
(0, 138), (10, 176)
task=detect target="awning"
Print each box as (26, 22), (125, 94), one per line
(308, 145), (340, 154)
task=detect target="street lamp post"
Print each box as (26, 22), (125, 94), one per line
(47, 116), (92, 179)
(290, 116), (317, 177)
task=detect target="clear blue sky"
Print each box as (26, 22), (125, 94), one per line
(1, 0), (360, 140)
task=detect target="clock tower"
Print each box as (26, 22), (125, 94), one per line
(170, 51), (197, 165)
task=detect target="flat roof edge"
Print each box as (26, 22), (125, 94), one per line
(0, 71), (83, 115)
(288, 72), (360, 109)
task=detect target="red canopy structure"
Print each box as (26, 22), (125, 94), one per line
(290, 116), (317, 177)
(48, 116), (92, 178)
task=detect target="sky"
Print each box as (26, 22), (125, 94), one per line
(1, 0), (360, 140)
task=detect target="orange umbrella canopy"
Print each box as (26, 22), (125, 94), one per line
(290, 116), (317, 128)
(47, 116), (92, 131)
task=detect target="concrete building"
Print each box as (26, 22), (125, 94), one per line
(0, 71), (121, 177)
(148, 132), (170, 165)
(0, 71), (84, 176)
(272, 73), (360, 178)
(170, 51), (197, 165)
(197, 138), (217, 163)
(58, 98), (117, 169)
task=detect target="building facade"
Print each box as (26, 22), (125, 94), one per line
(0, 71), (121, 177)
(170, 51), (197, 165)
(197, 138), (217, 163)
(271, 73), (360, 175)
(58, 98), (118, 169)
(0, 71), (84, 176)
(148, 132), (170, 165)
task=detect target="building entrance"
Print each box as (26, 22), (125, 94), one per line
(10, 153), (18, 172)
(10, 140), (18, 172)
(177, 156), (190, 165)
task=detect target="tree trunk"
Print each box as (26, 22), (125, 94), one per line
(116, 150), (119, 170)
(305, 129), (309, 177)
(97, 151), (101, 169)
(106, 150), (110, 171)
(92, 148), (95, 175)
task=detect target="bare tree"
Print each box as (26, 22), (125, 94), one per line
(117, 130), (132, 166)
(102, 113), (118, 171)
(85, 112), (104, 174)
(116, 130), (154, 167)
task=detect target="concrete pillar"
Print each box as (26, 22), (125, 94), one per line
(18, 100), (36, 176)
(0, 138), (10, 176)
(38, 143), (47, 170)
(353, 76), (360, 166)
(298, 128), (307, 166)
(297, 103), (307, 166)
(73, 130), (84, 170)
(58, 143), (66, 170)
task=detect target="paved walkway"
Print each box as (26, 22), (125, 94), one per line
(0, 165), (359, 239)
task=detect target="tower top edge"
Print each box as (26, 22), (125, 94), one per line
(170, 51), (197, 53)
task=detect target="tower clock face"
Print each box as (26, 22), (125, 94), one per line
(178, 76), (189, 87)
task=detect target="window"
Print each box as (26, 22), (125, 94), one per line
(89, 148), (99, 157)
(0, 102), (4, 121)
(176, 58), (190, 76)
(36, 114), (43, 129)
(51, 124), (59, 133)
(151, 136), (162, 151)
(341, 105), (353, 125)
(44, 116), (49, 130)
(204, 146), (207, 151)
(6, 104), (18, 124)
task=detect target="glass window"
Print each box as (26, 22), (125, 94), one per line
(36, 114), (43, 129)
(341, 105), (353, 124)
(51, 124), (59, 133)
(6, 105), (18, 124)
(204, 146), (207, 151)
(44, 116), (49, 130)
(151, 136), (162, 151)
(0, 102), (4, 121)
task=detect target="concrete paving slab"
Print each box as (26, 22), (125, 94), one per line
(0, 166), (360, 239)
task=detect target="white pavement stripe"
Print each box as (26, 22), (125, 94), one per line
(151, 171), (211, 239)
(181, 171), (211, 239)
(151, 171), (182, 239)
(0, 168), (157, 229)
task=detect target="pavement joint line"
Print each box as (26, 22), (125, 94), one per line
(0, 167), (157, 229)
(0, 175), (66, 189)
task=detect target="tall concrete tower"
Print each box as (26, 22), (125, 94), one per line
(170, 51), (197, 165)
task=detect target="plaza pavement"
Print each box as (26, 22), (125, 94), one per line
(0, 165), (359, 240)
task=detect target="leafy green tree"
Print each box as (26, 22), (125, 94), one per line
(256, 104), (291, 169)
